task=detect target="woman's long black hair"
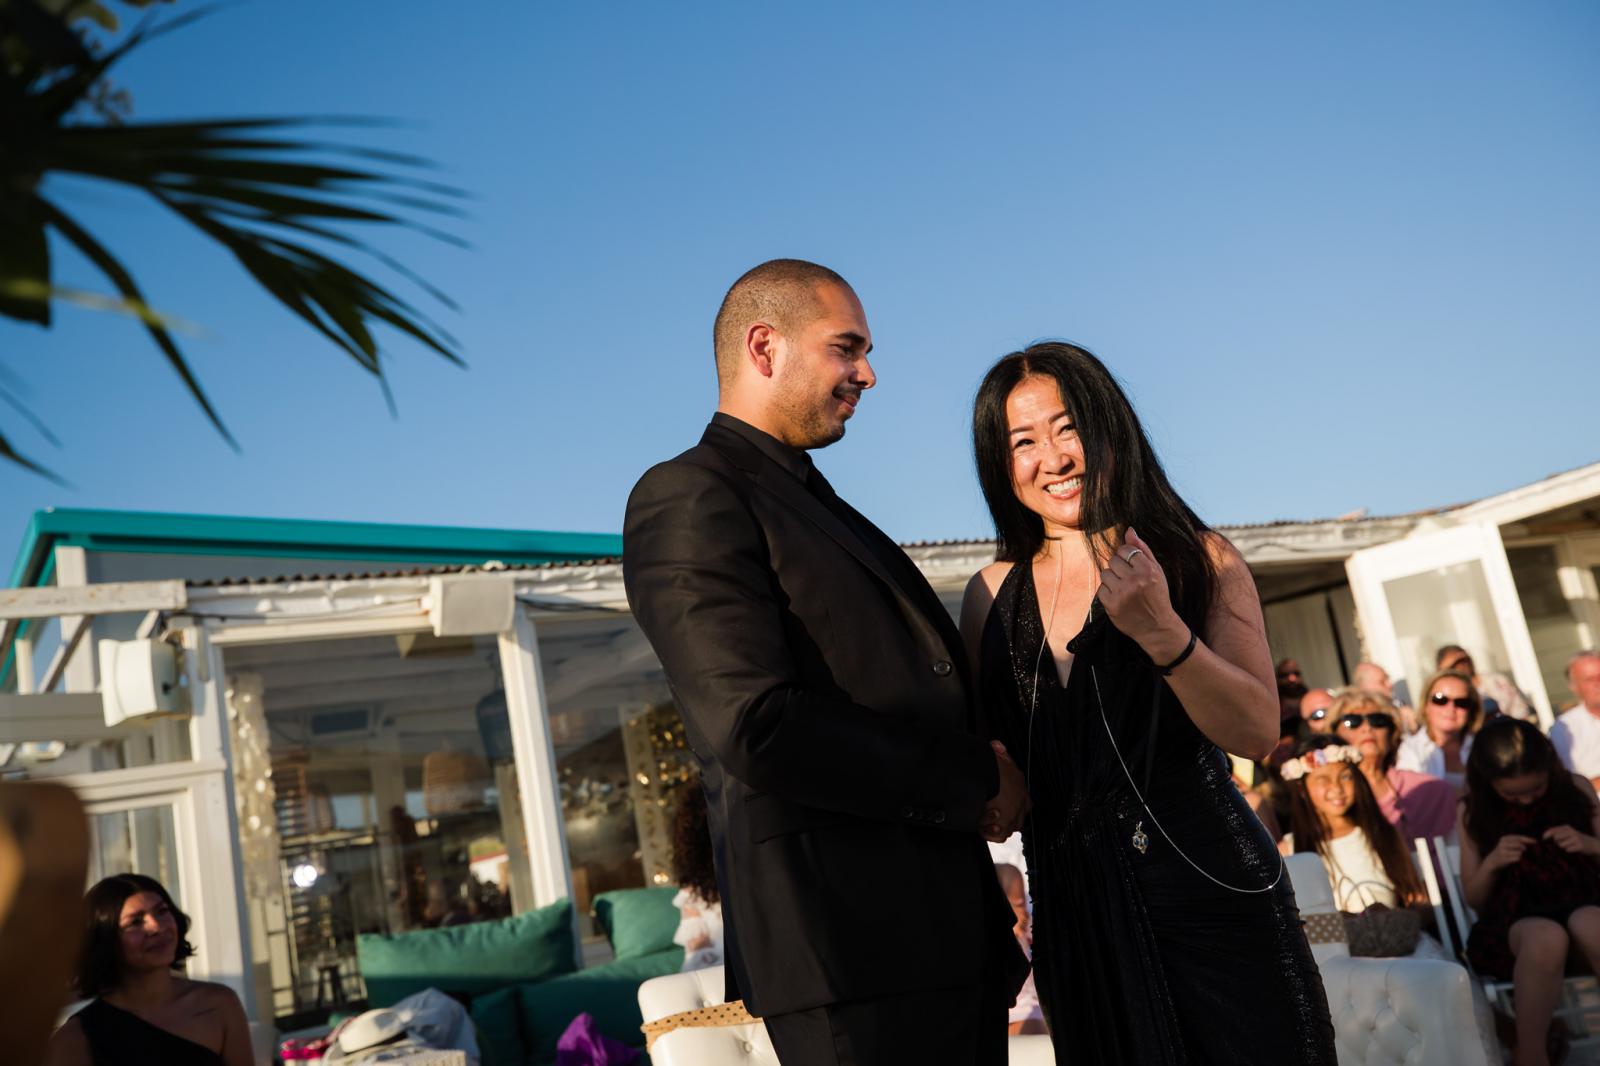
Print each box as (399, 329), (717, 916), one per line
(1463, 716), (1597, 854)
(973, 342), (1216, 634)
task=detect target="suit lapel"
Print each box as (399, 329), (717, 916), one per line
(703, 424), (965, 668)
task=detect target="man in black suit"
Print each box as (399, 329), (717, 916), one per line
(623, 259), (1028, 1065)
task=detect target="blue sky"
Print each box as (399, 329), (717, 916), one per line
(3, 1), (1596, 564)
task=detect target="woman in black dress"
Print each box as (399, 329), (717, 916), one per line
(959, 343), (1335, 1064)
(48, 873), (252, 1066)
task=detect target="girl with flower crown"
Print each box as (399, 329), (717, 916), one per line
(1279, 735), (1428, 920)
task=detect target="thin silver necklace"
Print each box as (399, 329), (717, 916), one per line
(1023, 546), (1284, 895)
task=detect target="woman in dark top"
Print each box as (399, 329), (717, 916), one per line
(959, 343), (1335, 1064)
(1459, 717), (1600, 1066)
(48, 873), (252, 1066)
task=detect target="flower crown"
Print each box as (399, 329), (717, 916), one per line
(1280, 744), (1363, 782)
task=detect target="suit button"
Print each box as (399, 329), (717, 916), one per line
(902, 806), (915, 819)
(932, 660), (953, 677)
(932, 810), (946, 824)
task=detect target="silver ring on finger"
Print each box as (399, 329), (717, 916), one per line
(1123, 548), (1145, 564)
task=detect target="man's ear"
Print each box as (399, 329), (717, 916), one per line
(746, 322), (781, 378)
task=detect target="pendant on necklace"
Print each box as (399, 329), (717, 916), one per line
(1131, 821), (1149, 855)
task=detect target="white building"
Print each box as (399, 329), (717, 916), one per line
(3, 457), (1597, 1030)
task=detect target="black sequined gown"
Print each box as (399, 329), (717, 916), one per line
(981, 563), (1335, 1064)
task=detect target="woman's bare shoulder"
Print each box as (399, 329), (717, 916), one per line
(968, 560), (1015, 596)
(960, 561), (1015, 644)
(1201, 530), (1246, 569)
(179, 979), (246, 1013)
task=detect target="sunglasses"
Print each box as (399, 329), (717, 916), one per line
(1429, 693), (1474, 710)
(1307, 708), (1330, 721)
(1336, 712), (1396, 731)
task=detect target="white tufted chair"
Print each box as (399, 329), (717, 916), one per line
(1285, 852), (1497, 1066)
(638, 967), (1059, 1065)
(638, 967), (779, 1066)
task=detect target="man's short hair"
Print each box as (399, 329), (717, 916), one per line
(1569, 649), (1600, 677)
(713, 259), (849, 384)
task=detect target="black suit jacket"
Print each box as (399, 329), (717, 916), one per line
(623, 418), (1024, 1017)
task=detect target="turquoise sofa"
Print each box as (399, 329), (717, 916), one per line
(358, 889), (685, 1066)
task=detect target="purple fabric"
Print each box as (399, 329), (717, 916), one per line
(554, 1013), (640, 1066)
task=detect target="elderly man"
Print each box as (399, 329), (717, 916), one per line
(1300, 687), (1337, 733)
(1550, 650), (1600, 789)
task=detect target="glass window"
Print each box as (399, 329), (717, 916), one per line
(222, 633), (533, 1025)
(536, 617), (695, 944)
(1382, 560), (1513, 700)
(88, 804), (184, 904)
(1506, 545), (1586, 710)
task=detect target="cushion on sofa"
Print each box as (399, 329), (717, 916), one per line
(517, 948), (685, 1063)
(357, 898), (576, 1007)
(591, 886), (681, 960)
(470, 985), (525, 1066)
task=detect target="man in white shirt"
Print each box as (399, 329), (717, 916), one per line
(1550, 649), (1600, 789)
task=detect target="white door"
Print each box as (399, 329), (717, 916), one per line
(1345, 521), (1553, 727)
(56, 759), (250, 1004)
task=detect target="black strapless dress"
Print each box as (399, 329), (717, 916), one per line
(75, 998), (225, 1066)
(980, 563), (1335, 1064)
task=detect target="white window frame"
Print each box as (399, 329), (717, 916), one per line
(1345, 520), (1552, 727)
(53, 757), (248, 1003)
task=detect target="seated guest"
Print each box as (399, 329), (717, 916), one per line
(993, 864), (1044, 1036)
(1437, 644), (1532, 722)
(1551, 649), (1600, 790)
(1300, 687), (1338, 734)
(1279, 737), (1428, 915)
(1331, 689), (1457, 842)
(1276, 658), (1309, 724)
(48, 874), (251, 1066)
(1397, 670), (1483, 791)
(669, 781), (724, 972)
(1459, 717), (1600, 1066)
(1353, 660), (1419, 734)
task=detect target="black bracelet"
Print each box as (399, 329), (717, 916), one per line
(1156, 629), (1198, 676)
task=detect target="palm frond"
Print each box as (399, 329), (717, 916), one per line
(0, 0), (469, 475)
(37, 196), (239, 448)
(0, 423), (66, 484)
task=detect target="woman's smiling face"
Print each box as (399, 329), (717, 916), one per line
(1426, 675), (1474, 739)
(118, 890), (178, 972)
(1006, 376), (1087, 534)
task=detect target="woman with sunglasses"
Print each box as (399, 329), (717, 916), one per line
(1330, 690), (1457, 842)
(1396, 670), (1483, 791)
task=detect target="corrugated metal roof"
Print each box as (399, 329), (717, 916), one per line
(187, 559), (624, 587)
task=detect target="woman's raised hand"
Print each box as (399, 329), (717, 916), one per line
(1543, 825), (1600, 857)
(1098, 528), (1189, 664)
(1486, 833), (1537, 870)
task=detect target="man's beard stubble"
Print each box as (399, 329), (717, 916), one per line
(772, 370), (847, 451)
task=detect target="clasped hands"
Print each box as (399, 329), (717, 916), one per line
(1488, 826), (1600, 869)
(981, 740), (1029, 843)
